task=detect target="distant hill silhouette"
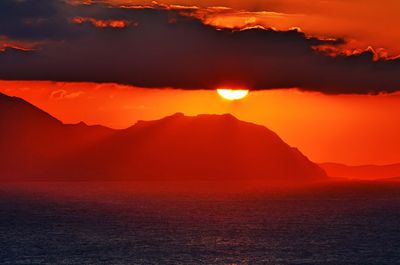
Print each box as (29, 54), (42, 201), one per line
(0, 92), (327, 182)
(320, 162), (400, 180)
(0, 93), (115, 178)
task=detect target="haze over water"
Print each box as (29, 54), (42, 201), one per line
(1, 182), (400, 265)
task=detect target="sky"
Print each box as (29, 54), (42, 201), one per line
(1, 0), (400, 165)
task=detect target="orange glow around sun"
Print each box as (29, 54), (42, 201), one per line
(217, 89), (249, 100)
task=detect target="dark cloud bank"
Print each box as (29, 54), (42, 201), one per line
(1, 0), (400, 94)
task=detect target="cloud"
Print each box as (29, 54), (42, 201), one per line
(50, 89), (84, 100)
(71, 17), (134, 28)
(0, 0), (400, 94)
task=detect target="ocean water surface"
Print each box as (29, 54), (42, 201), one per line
(1, 182), (400, 264)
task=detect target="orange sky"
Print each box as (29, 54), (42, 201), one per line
(2, 0), (400, 165)
(2, 80), (400, 166)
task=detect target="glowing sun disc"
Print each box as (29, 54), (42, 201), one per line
(217, 89), (249, 100)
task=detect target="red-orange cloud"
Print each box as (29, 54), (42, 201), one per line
(72, 17), (131, 28)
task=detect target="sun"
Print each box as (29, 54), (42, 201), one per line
(217, 89), (249, 101)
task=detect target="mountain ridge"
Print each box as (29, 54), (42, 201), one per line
(0, 92), (327, 182)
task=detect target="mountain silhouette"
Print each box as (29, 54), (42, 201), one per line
(0, 93), (115, 178)
(0, 92), (327, 182)
(320, 162), (400, 180)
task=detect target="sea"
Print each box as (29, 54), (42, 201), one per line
(1, 181), (400, 265)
